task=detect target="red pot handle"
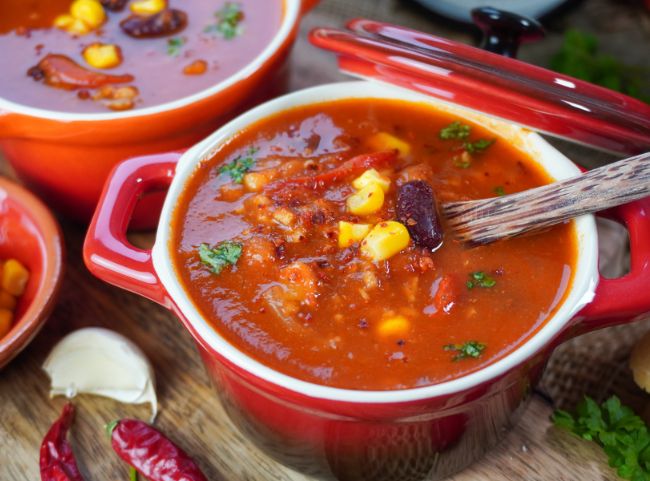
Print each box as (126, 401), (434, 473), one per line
(83, 152), (181, 306)
(572, 197), (650, 333)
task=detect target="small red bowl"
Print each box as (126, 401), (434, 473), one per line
(0, 177), (64, 369)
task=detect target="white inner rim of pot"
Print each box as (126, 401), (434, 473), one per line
(0, 0), (299, 121)
(153, 81), (600, 404)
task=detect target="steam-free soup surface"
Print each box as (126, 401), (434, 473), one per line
(0, 0), (282, 112)
(171, 98), (577, 390)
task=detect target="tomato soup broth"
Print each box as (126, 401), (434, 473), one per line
(171, 99), (577, 390)
(0, 0), (282, 112)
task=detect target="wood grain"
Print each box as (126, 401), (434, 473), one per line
(1, 1), (648, 480)
(443, 151), (650, 245)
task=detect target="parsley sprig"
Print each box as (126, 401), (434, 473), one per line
(443, 341), (486, 361)
(167, 37), (185, 56)
(439, 121), (495, 164)
(205, 2), (244, 39)
(553, 396), (650, 481)
(199, 241), (242, 275)
(466, 271), (496, 289)
(439, 121), (470, 140)
(464, 138), (494, 154)
(218, 147), (259, 183)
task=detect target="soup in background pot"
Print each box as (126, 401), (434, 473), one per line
(170, 98), (577, 390)
(0, 0), (283, 112)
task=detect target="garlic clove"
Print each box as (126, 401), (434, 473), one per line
(42, 327), (157, 420)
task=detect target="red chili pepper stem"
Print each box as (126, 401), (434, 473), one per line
(105, 419), (119, 437)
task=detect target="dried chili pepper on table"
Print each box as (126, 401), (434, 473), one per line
(40, 403), (85, 481)
(107, 419), (209, 481)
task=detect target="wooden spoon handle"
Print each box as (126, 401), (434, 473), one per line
(443, 152), (650, 246)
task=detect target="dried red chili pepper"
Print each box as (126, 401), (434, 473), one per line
(40, 403), (85, 481)
(108, 419), (208, 481)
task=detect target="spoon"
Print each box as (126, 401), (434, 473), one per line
(442, 151), (650, 246)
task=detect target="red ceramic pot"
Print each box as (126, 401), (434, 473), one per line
(0, 0), (318, 226)
(84, 82), (650, 481)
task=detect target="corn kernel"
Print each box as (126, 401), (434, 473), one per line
(352, 169), (391, 193)
(70, 0), (106, 29)
(0, 309), (12, 338)
(130, 0), (166, 15)
(346, 183), (384, 216)
(338, 221), (371, 248)
(66, 17), (92, 35)
(377, 315), (410, 339)
(2, 259), (29, 297)
(53, 14), (75, 29)
(367, 132), (411, 157)
(83, 43), (122, 69)
(361, 221), (410, 261)
(0, 291), (16, 311)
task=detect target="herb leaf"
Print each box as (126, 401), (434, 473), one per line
(218, 147), (259, 183)
(205, 2), (244, 39)
(552, 396), (650, 481)
(440, 121), (471, 140)
(464, 138), (495, 154)
(440, 121), (495, 159)
(199, 241), (242, 275)
(167, 37), (185, 56)
(551, 29), (649, 104)
(494, 186), (506, 196)
(443, 341), (486, 361)
(466, 271), (496, 289)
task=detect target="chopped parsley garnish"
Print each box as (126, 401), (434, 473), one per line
(199, 241), (242, 275)
(440, 121), (495, 159)
(167, 37), (185, 56)
(217, 147), (259, 183)
(205, 2), (244, 39)
(443, 341), (486, 361)
(464, 138), (495, 154)
(466, 271), (496, 289)
(494, 186), (506, 196)
(439, 121), (470, 140)
(552, 396), (650, 481)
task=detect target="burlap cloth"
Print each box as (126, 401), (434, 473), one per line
(300, 0), (650, 412)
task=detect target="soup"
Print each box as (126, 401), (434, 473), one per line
(0, 0), (283, 112)
(171, 98), (577, 390)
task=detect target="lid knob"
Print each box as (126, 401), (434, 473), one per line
(471, 7), (545, 58)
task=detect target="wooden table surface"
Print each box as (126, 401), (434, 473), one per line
(2, 1), (649, 480)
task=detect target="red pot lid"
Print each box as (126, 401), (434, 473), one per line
(309, 19), (650, 156)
